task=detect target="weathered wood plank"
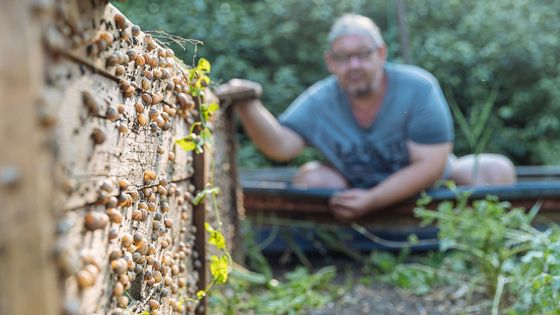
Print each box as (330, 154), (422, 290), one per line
(0, 1), (60, 315)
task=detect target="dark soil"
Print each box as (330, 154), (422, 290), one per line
(309, 282), (489, 315)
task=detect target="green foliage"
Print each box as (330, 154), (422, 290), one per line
(208, 265), (339, 315)
(115, 0), (560, 166)
(413, 194), (560, 315)
(407, 0), (560, 163)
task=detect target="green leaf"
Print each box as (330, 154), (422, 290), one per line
(210, 255), (229, 284)
(176, 138), (197, 152)
(193, 186), (220, 206)
(193, 190), (206, 206)
(201, 128), (212, 142)
(205, 222), (226, 250)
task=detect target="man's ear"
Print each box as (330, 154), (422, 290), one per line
(378, 45), (388, 61)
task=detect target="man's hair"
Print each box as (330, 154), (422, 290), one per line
(327, 14), (385, 48)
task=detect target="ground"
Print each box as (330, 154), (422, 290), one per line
(310, 282), (487, 315)
(278, 254), (489, 315)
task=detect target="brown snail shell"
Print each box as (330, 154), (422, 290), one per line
(114, 65), (126, 77)
(84, 212), (109, 231)
(82, 91), (98, 115)
(151, 92), (163, 105)
(91, 128), (106, 145)
(137, 113), (148, 126)
(141, 78), (151, 91)
(141, 93), (152, 105)
(143, 170), (157, 182)
(114, 13), (128, 30)
(176, 93), (195, 111)
(134, 102), (144, 113)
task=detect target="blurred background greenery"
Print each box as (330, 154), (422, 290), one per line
(115, 0), (560, 168)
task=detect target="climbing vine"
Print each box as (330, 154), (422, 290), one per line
(175, 58), (231, 301)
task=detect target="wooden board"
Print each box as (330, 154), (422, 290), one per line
(1, 2), (238, 315)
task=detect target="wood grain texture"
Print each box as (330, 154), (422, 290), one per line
(0, 1), (60, 315)
(1, 2), (237, 315)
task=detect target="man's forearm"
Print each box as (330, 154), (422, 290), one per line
(365, 160), (444, 211)
(236, 99), (304, 161)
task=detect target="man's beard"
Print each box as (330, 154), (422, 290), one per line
(347, 84), (373, 98)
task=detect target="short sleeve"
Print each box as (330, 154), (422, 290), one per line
(278, 90), (319, 145)
(407, 80), (454, 144)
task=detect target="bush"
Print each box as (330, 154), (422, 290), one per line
(115, 0), (560, 166)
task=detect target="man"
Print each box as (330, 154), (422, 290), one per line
(218, 14), (516, 221)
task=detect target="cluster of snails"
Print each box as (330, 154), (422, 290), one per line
(82, 12), (202, 144)
(55, 8), (211, 315)
(77, 171), (199, 313)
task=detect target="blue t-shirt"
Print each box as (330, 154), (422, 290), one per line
(278, 63), (454, 188)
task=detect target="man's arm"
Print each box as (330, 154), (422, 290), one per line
(329, 141), (452, 221)
(218, 79), (305, 161)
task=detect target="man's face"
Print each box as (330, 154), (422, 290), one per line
(325, 34), (386, 98)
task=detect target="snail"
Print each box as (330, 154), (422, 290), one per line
(143, 169), (156, 182)
(116, 122), (129, 135)
(134, 54), (145, 67)
(113, 282), (124, 297)
(114, 13), (128, 30)
(155, 116), (165, 128)
(137, 113), (148, 126)
(116, 296), (128, 308)
(76, 268), (96, 289)
(98, 31), (114, 45)
(84, 211), (109, 231)
(148, 299), (160, 311)
(114, 65), (126, 77)
(141, 78), (151, 91)
(149, 122), (158, 132)
(121, 233), (133, 248)
(117, 104), (126, 114)
(151, 92), (164, 105)
(106, 105), (119, 121)
(141, 93), (152, 105)
(134, 102), (144, 113)
(131, 25), (141, 37)
(106, 208), (123, 224)
(108, 227), (119, 239)
(143, 69), (153, 80)
(153, 69), (162, 79)
(117, 178), (130, 190)
(82, 91), (98, 115)
(131, 209), (143, 221)
(148, 107), (160, 120)
(119, 81), (135, 98)
(176, 93), (195, 111)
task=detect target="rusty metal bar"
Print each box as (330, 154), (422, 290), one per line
(241, 167), (560, 226)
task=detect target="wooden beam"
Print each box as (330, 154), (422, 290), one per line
(0, 1), (60, 314)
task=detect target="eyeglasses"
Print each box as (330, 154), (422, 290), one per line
(330, 48), (376, 64)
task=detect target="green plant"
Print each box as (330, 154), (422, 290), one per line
(173, 58), (232, 301)
(115, 0), (560, 166)
(413, 192), (560, 315)
(209, 264), (340, 315)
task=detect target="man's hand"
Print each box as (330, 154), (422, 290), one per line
(329, 188), (374, 222)
(215, 78), (262, 104)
